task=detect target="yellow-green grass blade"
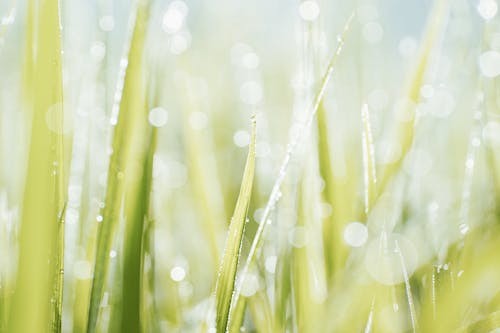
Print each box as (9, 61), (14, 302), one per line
(119, 107), (157, 332)
(214, 117), (256, 333)
(376, 0), (451, 197)
(227, 295), (246, 333)
(21, 0), (34, 107)
(361, 104), (377, 213)
(292, 146), (328, 333)
(247, 290), (274, 333)
(316, 101), (340, 282)
(419, 228), (500, 333)
(317, 101), (358, 284)
(86, 1), (150, 332)
(292, 176), (318, 333)
(182, 78), (227, 266)
(232, 13), (354, 313)
(8, 0), (66, 331)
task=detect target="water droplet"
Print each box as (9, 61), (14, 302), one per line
(477, 0), (498, 20)
(253, 208), (265, 224)
(99, 15), (115, 32)
(162, 1), (188, 33)
(479, 51), (500, 77)
(299, 1), (320, 21)
(242, 52), (259, 69)
(420, 84), (434, 99)
(90, 41), (106, 61)
(109, 250), (117, 258)
(265, 256), (277, 274)
(233, 130), (250, 147)
(465, 158), (474, 169)
(240, 273), (259, 297)
(148, 107), (168, 127)
(459, 223), (469, 235)
(96, 215), (103, 222)
(170, 266), (186, 282)
(343, 222), (368, 247)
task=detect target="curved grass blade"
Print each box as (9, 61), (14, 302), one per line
(8, 0), (67, 331)
(214, 117), (256, 333)
(86, 1), (150, 331)
(231, 13), (354, 315)
(376, 0), (451, 197)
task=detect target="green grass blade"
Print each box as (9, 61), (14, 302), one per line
(247, 290), (274, 333)
(361, 104), (377, 213)
(376, 0), (451, 197)
(119, 103), (157, 332)
(214, 117), (256, 333)
(182, 79), (227, 266)
(317, 101), (357, 284)
(86, 1), (150, 331)
(232, 13), (354, 312)
(8, 0), (66, 331)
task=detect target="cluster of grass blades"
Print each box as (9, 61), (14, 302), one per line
(1, 0), (500, 333)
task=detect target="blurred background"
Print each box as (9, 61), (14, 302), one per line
(1, 0), (500, 332)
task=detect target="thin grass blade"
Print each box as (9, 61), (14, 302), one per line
(214, 117), (256, 333)
(232, 13), (354, 312)
(86, 1), (150, 331)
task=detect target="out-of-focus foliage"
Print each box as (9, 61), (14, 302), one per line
(0, 0), (500, 332)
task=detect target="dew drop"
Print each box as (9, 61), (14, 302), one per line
(477, 0), (498, 20)
(233, 130), (250, 147)
(170, 266), (186, 282)
(240, 273), (259, 297)
(343, 222), (368, 247)
(99, 15), (115, 32)
(479, 51), (500, 78)
(148, 107), (168, 127)
(265, 256), (277, 274)
(299, 1), (320, 21)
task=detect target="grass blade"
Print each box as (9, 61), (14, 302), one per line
(361, 104), (377, 213)
(86, 1), (150, 331)
(214, 117), (256, 333)
(376, 0), (451, 197)
(8, 0), (67, 331)
(119, 99), (157, 332)
(232, 13), (354, 313)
